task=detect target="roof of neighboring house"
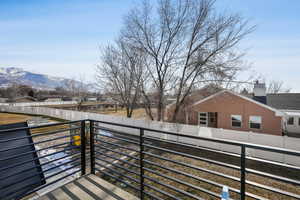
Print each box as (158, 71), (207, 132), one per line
(242, 93), (300, 110)
(192, 90), (284, 116)
(166, 84), (223, 109)
(266, 93), (300, 110)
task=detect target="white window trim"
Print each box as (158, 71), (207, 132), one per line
(231, 114), (242, 128)
(198, 112), (208, 127)
(249, 116), (262, 130)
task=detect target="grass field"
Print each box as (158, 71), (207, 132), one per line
(0, 113), (34, 125)
(0, 112), (69, 134)
(95, 108), (155, 119)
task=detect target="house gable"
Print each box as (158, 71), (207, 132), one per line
(192, 90), (284, 117)
(190, 90), (283, 135)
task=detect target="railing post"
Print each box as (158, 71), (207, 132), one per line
(80, 120), (86, 176)
(90, 120), (95, 174)
(139, 128), (145, 200)
(240, 145), (246, 200)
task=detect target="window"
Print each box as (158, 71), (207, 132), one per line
(287, 117), (294, 125)
(231, 115), (242, 127)
(249, 116), (262, 129)
(209, 113), (216, 123)
(198, 112), (208, 126)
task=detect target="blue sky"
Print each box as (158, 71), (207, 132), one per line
(0, 0), (299, 91)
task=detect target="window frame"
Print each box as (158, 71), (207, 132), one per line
(249, 116), (262, 130)
(231, 114), (242, 128)
(198, 112), (208, 126)
(287, 117), (294, 125)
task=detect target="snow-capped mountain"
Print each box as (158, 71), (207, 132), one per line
(0, 67), (86, 90)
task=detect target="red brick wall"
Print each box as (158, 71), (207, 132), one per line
(189, 91), (283, 135)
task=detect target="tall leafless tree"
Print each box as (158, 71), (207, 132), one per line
(96, 39), (146, 118)
(121, 0), (254, 122)
(64, 76), (89, 110)
(267, 80), (291, 94)
(64, 79), (78, 97)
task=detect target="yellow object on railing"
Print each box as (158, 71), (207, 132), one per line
(73, 135), (81, 146)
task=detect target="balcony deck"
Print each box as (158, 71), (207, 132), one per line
(37, 174), (139, 200)
(2, 119), (300, 200)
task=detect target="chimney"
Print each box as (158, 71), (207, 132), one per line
(253, 80), (267, 104)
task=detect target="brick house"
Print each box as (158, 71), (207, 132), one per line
(166, 82), (300, 136)
(188, 90), (284, 135)
(166, 84), (222, 123)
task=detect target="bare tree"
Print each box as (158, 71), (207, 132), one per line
(76, 76), (90, 110)
(267, 80), (291, 93)
(96, 39), (146, 118)
(121, 0), (254, 121)
(64, 76), (89, 110)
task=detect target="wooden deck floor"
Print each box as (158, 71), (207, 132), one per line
(37, 174), (139, 200)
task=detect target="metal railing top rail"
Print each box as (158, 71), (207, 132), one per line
(1, 118), (297, 158)
(0, 117), (299, 156)
(91, 119), (300, 157)
(92, 121), (300, 200)
(0, 119), (83, 134)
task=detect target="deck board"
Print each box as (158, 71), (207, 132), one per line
(51, 188), (72, 200)
(37, 195), (50, 200)
(37, 174), (139, 200)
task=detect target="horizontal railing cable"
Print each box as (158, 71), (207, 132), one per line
(1, 152), (81, 181)
(0, 120), (82, 134)
(94, 144), (140, 160)
(94, 150), (139, 168)
(0, 139), (80, 162)
(143, 174), (204, 200)
(143, 143), (240, 170)
(0, 126), (80, 143)
(95, 133), (140, 145)
(143, 159), (240, 194)
(144, 151), (240, 182)
(0, 145), (80, 172)
(95, 161), (140, 184)
(144, 166), (222, 199)
(95, 138), (139, 152)
(95, 168), (140, 191)
(0, 134), (79, 153)
(95, 156), (140, 176)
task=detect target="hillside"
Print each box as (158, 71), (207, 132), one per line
(0, 67), (83, 90)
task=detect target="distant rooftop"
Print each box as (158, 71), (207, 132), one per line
(244, 93), (300, 110)
(267, 93), (300, 110)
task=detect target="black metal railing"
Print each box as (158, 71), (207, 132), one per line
(0, 120), (85, 200)
(1, 119), (300, 200)
(90, 119), (300, 200)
